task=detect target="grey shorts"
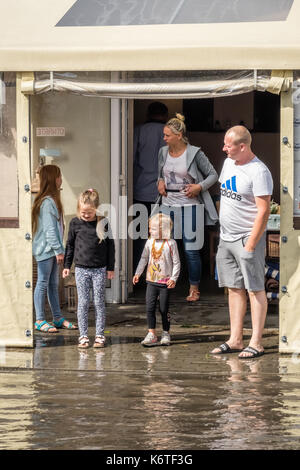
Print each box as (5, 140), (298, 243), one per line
(216, 233), (266, 292)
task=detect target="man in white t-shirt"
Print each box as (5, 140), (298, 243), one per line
(211, 126), (273, 359)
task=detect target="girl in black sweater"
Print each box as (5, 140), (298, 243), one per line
(63, 189), (115, 349)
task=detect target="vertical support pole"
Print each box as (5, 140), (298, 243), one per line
(127, 99), (134, 294)
(18, 73), (33, 346)
(279, 71), (300, 353)
(121, 98), (128, 303)
(110, 97), (122, 303)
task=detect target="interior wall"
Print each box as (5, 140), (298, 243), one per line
(134, 99), (182, 125)
(190, 132), (280, 204)
(31, 89), (111, 232)
(214, 93), (254, 130)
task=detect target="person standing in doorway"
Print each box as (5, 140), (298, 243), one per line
(32, 164), (77, 333)
(133, 102), (168, 271)
(211, 126), (273, 359)
(157, 113), (218, 302)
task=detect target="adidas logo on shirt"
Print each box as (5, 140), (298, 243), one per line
(220, 176), (242, 201)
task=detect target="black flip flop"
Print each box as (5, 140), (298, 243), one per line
(210, 342), (243, 355)
(238, 346), (265, 359)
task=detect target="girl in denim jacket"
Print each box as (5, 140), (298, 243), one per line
(32, 165), (77, 333)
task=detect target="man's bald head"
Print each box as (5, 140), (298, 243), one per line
(226, 126), (252, 147)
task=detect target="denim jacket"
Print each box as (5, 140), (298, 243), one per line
(157, 145), (219, 225)
(32, 196), (65, 262)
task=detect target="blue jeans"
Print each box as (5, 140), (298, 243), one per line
(34, 256), (62, 322)
(161, 205), (202, 285)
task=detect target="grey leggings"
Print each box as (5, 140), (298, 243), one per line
(75, 267), (106, 337)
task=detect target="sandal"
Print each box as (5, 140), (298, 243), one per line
(210, 342), (243, 355)
(238, 346), (264, 359)
(78, 336), (89, 349)
(93, 336), (106, 348)
(186, 289), (200, 302)
(53, 317), (78, 330)
(34, 321), (58, 333)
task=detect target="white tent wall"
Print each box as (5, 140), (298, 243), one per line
(1, 0), (300, 71)
(0, 74), (18, 221)
(0, 74), (33, 347)
(279, 71), (300, 353)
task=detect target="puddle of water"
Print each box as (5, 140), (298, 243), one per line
(1, 354), (300, 450)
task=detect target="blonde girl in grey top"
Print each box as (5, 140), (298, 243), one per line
(133, 213), (180, 347)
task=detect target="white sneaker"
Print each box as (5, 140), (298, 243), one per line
(141, 332), (158, 346)
(160, 331), (171, 346)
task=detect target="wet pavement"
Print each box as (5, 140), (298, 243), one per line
(1, 291), (300, 451)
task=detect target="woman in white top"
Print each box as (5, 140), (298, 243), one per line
(157, 114), (218, 301)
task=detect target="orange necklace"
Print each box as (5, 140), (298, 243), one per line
(151, 239), (166, 260)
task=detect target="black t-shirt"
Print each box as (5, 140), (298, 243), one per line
(64, 217), (115, 271)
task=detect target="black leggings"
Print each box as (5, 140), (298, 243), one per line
(146, 283), (171, 331)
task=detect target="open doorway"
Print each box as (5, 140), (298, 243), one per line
(130, 91), (280, 308)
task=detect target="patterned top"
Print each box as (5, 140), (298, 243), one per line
(135, 238), (180, 284)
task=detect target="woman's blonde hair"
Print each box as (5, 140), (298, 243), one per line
(77, 189), (105, 242)
(149, 213), (173, 239)
(166, 113), (189, 145)
(32, 164), (63, 235)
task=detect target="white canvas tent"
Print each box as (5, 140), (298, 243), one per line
(0, 0), (299, 351)
(0, 0), (299, 71)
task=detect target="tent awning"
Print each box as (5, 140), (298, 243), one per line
(1, 0), (300, 71)
(20, 70), (290, 98)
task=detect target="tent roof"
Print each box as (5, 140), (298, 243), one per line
(1, 0), (300, 71)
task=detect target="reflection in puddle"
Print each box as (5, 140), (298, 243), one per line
(206, 355), (300, 449)
(276, 357), (300, 439)
(207, 356), (277, 449)
(1, 343), (300, 449)
(141, 377), (185, 449)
